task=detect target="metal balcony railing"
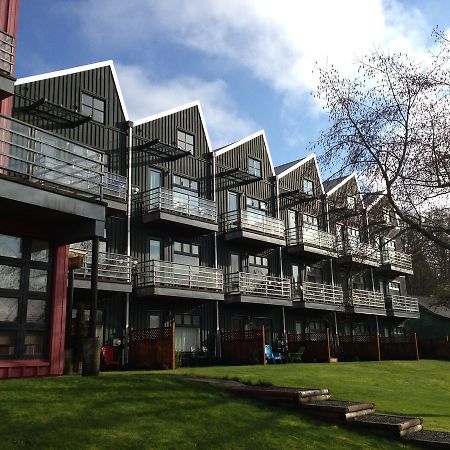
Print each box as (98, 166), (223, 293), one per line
(139, 187), (216, 223)
(135, 260), (223, 291)
(351, 289), (385, 309)
(104, 170), (127, 201)
(0, 31), (14, 76)
(221, 210), (285, 239)
(0, 114), (105, 198)
(74, 251), (132, 283)
(337, 235), (381, 264)
(387, 295), (419, 314)
(225, 272), (291, 299)
(292, 281), (344, 306)
(381, 249), (413, 272)
(286, 225), (336, 250)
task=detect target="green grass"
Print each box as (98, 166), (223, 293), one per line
(175, 360), (450, 432)
(0, 373), (415, 450)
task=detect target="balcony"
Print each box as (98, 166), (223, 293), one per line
(138, 187), (217, 233)
(386, 295), (420, 319)
(0, 30), (15, 100)
(73, 251), (132, 293)
(225, 272), (292, 306)
(350, 289), (386, 315)
(292, 282), (344, 311)
(286, 225), (336, 258)
(135, 260), (224, 300)
(104, 170), (127, 213)
(336, 236), (380, 267)
(221, 210), (285, 247)
(0, 115), (105, 243)
(379, 249), (413, 275)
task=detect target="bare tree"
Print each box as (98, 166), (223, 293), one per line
(315, 30), (450, 250)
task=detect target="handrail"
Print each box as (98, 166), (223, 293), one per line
(225, 272), (291, 299)
(104, 170), (127, 201)
(387, 295), (419, 313)
(139, 187), (216, 222)
(292, 281), (344, 305)
(337, 235), (381, 264)
(74, 251), (132, 282)
(286, 224), (336, 250)
(0, 30), (14, 76)
(135, 260), (223, 291)
(0, 114), (105, 198)
(381, 249), (413, 271)
(352, 289), (385, 309)
(221, 210), (285, 238)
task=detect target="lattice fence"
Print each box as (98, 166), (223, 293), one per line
(220, 326), (266, 365)
(338, 334), (380, 361)
(128, 323), (176, 369)
(287, 330), (331, 363)
(379, 334), (419, 360)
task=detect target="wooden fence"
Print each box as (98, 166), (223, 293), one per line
(287, 329), (331, 363)
(220, 326), (266, 365)
(419, 336), (450, 360)
(128, 323), (176, 369)
(338, 334), (381, 361)
(379, 334), (419, 360)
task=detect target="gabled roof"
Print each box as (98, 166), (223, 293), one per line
(324, 172), (360, 196)
(418, 296), (450, 319)
(365, 191), (387, 211)
(133, 100), (213, 152)
(214, 130), (275, 176)
(15, 60), (129, 121)
(275, 153), (325, 195)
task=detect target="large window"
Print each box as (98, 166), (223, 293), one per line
(149, 238), (162, 261)
(173, 242), (199, 266)
(246, 196), (267, 216)
(174, 313), (200, 352)
(347, 195), (356, 210)
(0, 234), (51, 359)
(303, 178), (314, 196)
(177, 130), (194, 154)
(248, 254), (269, 275)
(81, 93), (105, 123)
(248, 157), (262, 177)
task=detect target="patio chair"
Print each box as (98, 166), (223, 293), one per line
(265, 344), (285, 364)
(288, 346), (305, 363)
(100, 345), (120, 370)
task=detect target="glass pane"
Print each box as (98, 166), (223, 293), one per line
(191, 245), (199, 256)
(175, 314), (182, 325)
(93, 98), (104, 111)
(186, 133), (194, 145)
(184, 315), (192, 326)
(31, 240), (49, 262)
(149, 314), (160, 328)
(230, 253), (240, 273)
(192, 316), (200, 326)
(174, 242), (182, 253)
(0, 331), (16, 356)
(228, 192), (239, 212)
(26, 299), (46, 323)
(29, 268), (48, 292)
(0, 265), (21, 290)
(24, 334), (44, 355)
(81, 93), (92, 107)
(92, 109), (104, 123)
(149, 239), (162, 261)
(0, 297), (18, 322)
(0, 234), (21, 258)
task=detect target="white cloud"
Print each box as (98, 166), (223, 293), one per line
(115, 64), (258, 148)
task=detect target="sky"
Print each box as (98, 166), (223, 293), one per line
(16, 0), (450, 168)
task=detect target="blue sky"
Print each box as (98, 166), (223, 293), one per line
(16, 0), (450, 168)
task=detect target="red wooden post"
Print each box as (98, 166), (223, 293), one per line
(326, 328), (331, 363)
(171, 322), (176, 369)
(414, 333), (420, 361)
(375, 333), (381, 361)
(261, 325), (266, 365)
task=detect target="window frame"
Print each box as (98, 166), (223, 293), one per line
(80, 91), (105, 124)
(303, 178), (314, 196)
(176, 129), (195, 155)
(247, 157), (262, 178)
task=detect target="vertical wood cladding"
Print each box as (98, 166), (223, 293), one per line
(13, 66), (128, 176)
(215, 135), (280, 275)
(131, 105), (215, 266)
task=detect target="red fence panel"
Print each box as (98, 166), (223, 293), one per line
(338, 334), (380, 361)
(379, 334), (419, 360)
(220, 326), (265, 365)
(287, 330), (330, 363)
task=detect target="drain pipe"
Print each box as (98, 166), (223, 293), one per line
(124, 120), (134, 364)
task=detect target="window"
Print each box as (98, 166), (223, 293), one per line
(173, 175), (199, 213)
(228, 192), (240, 212)
(305, 265), (322, 283)
(246, 196), (267, 215)
(347, 195), (356, 210)
(0, 234), (51, 359)
(149, 238), (162, 261)
(177, 130), (194, 154)
(248, 157), (261, 177)
(303, 214), (318, 228)
(81, 93), (105, 123)
(303, 178), (314, 196)
(149, 169), (162, 190)
(173, 175), (198, 193)
(248, 254), (269, 275)
(389, 281), (401, 296)
(174, 313), (201, 352)
(173, 242), (200, 266)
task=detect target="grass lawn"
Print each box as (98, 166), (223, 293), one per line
(0, 373), (415, 450)
(175, 360), (450, 432)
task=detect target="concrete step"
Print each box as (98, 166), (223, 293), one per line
(351, 413), (423, 437)
(404, 430), (450, 448)
(299, 399), (375, 420)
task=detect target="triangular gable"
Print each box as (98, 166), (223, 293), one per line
(215, 130), (275, 176)
(275, 153), (325, 195)
(133, 100), (212, 153)
(15, 60), (129, 121)
(326, 172), (364, 204)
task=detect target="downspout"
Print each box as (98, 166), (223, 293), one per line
(124, 120), (133, 364)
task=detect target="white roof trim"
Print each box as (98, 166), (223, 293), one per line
(366, 191), (387, 211)
(133, 100), (213, 152)
(15, 60), (129, 121)
(214, 130), (275, 176)
(275, 153), (325, 195)
(326, 172), (356, 196)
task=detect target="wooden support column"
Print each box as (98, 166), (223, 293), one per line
(261, 325), (266, 365)
(65, 269), (74, 348)
(326, 328), (331, 363)
(376, 332), (381, 361)
(414, 333), (420, 361)
(88, 236), (99, 338)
